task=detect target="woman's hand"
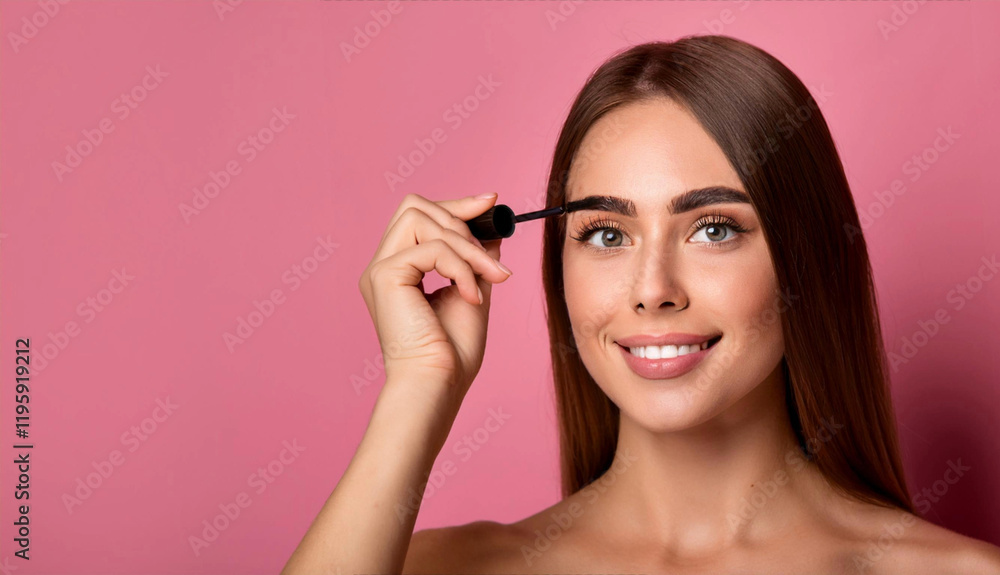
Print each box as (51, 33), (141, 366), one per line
(283, 193), (512, 575)
(358, 192), (513, 403)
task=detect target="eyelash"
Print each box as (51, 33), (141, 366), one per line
(569, 210), (750, 251)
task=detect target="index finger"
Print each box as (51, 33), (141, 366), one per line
(379, 192), (499, 252)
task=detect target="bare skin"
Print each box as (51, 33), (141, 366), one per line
(281, 191), (514, 575)
(281, 96), (1000, 574)
(401, 98), (1000, 574)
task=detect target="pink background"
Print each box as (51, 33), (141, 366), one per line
(2, 0), (998, 572)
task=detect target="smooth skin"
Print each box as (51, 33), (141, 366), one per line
(280, 191), (513, 575)
(283, 98), (1000, 575)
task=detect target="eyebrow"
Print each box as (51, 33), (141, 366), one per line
(565, 186), (751, 217)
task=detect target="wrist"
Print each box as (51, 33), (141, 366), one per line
(371, 378), (459, 450)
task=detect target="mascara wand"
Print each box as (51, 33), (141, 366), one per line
(465, 205), (567, 241)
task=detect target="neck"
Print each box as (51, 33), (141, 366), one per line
(591, 365), (834, 558)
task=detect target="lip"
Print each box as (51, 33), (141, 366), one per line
(616, 333), (719, 347)
(616, 335), (721, 380)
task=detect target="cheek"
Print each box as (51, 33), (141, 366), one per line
(562, 248), (631, 345)
(714, 246), (784, 360)
(563, 240), (784, 356)
(563, 251), (604, 342)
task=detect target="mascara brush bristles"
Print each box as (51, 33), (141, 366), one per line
(513, 205), (566, 223)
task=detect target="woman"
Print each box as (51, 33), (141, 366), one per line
(283, 35), (1000, 574)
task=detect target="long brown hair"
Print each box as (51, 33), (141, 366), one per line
(541, 35), (913, 514)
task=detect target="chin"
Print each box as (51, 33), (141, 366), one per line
(616, 378), (734, 434)
(583, 336), (771, 434)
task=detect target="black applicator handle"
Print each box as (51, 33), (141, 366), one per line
(466, 204), (516, 241)
(465, 204), (567, 241)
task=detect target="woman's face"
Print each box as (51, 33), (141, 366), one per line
(562, 97), (786, 433)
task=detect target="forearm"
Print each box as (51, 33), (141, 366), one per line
(281, 382), (455, 575)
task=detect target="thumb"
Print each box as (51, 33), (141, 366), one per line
(481, 237), (502, 262)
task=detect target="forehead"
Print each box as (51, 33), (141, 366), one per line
(566, 97), (743, 207)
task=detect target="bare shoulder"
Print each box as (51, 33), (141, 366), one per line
(401, 493), (594, 573)
(847, 506), (1000, 574)
(904, 518), (1000, 574)
(403, 520), (517, 574)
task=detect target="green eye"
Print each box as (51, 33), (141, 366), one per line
(570, 217), (629, 250)
(689, 212), (749, 247)
(692, 223), (734, 243)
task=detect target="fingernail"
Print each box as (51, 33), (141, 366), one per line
(474, 192), (498, 200)
(494, 259), (512, 276)
(477, 285), (484, 304)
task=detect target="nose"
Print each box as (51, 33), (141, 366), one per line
(629, 242), (689, 313)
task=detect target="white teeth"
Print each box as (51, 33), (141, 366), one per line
(629, 341), (711, 359)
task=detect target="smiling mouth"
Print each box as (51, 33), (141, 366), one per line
(618, 335), (722, 359)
